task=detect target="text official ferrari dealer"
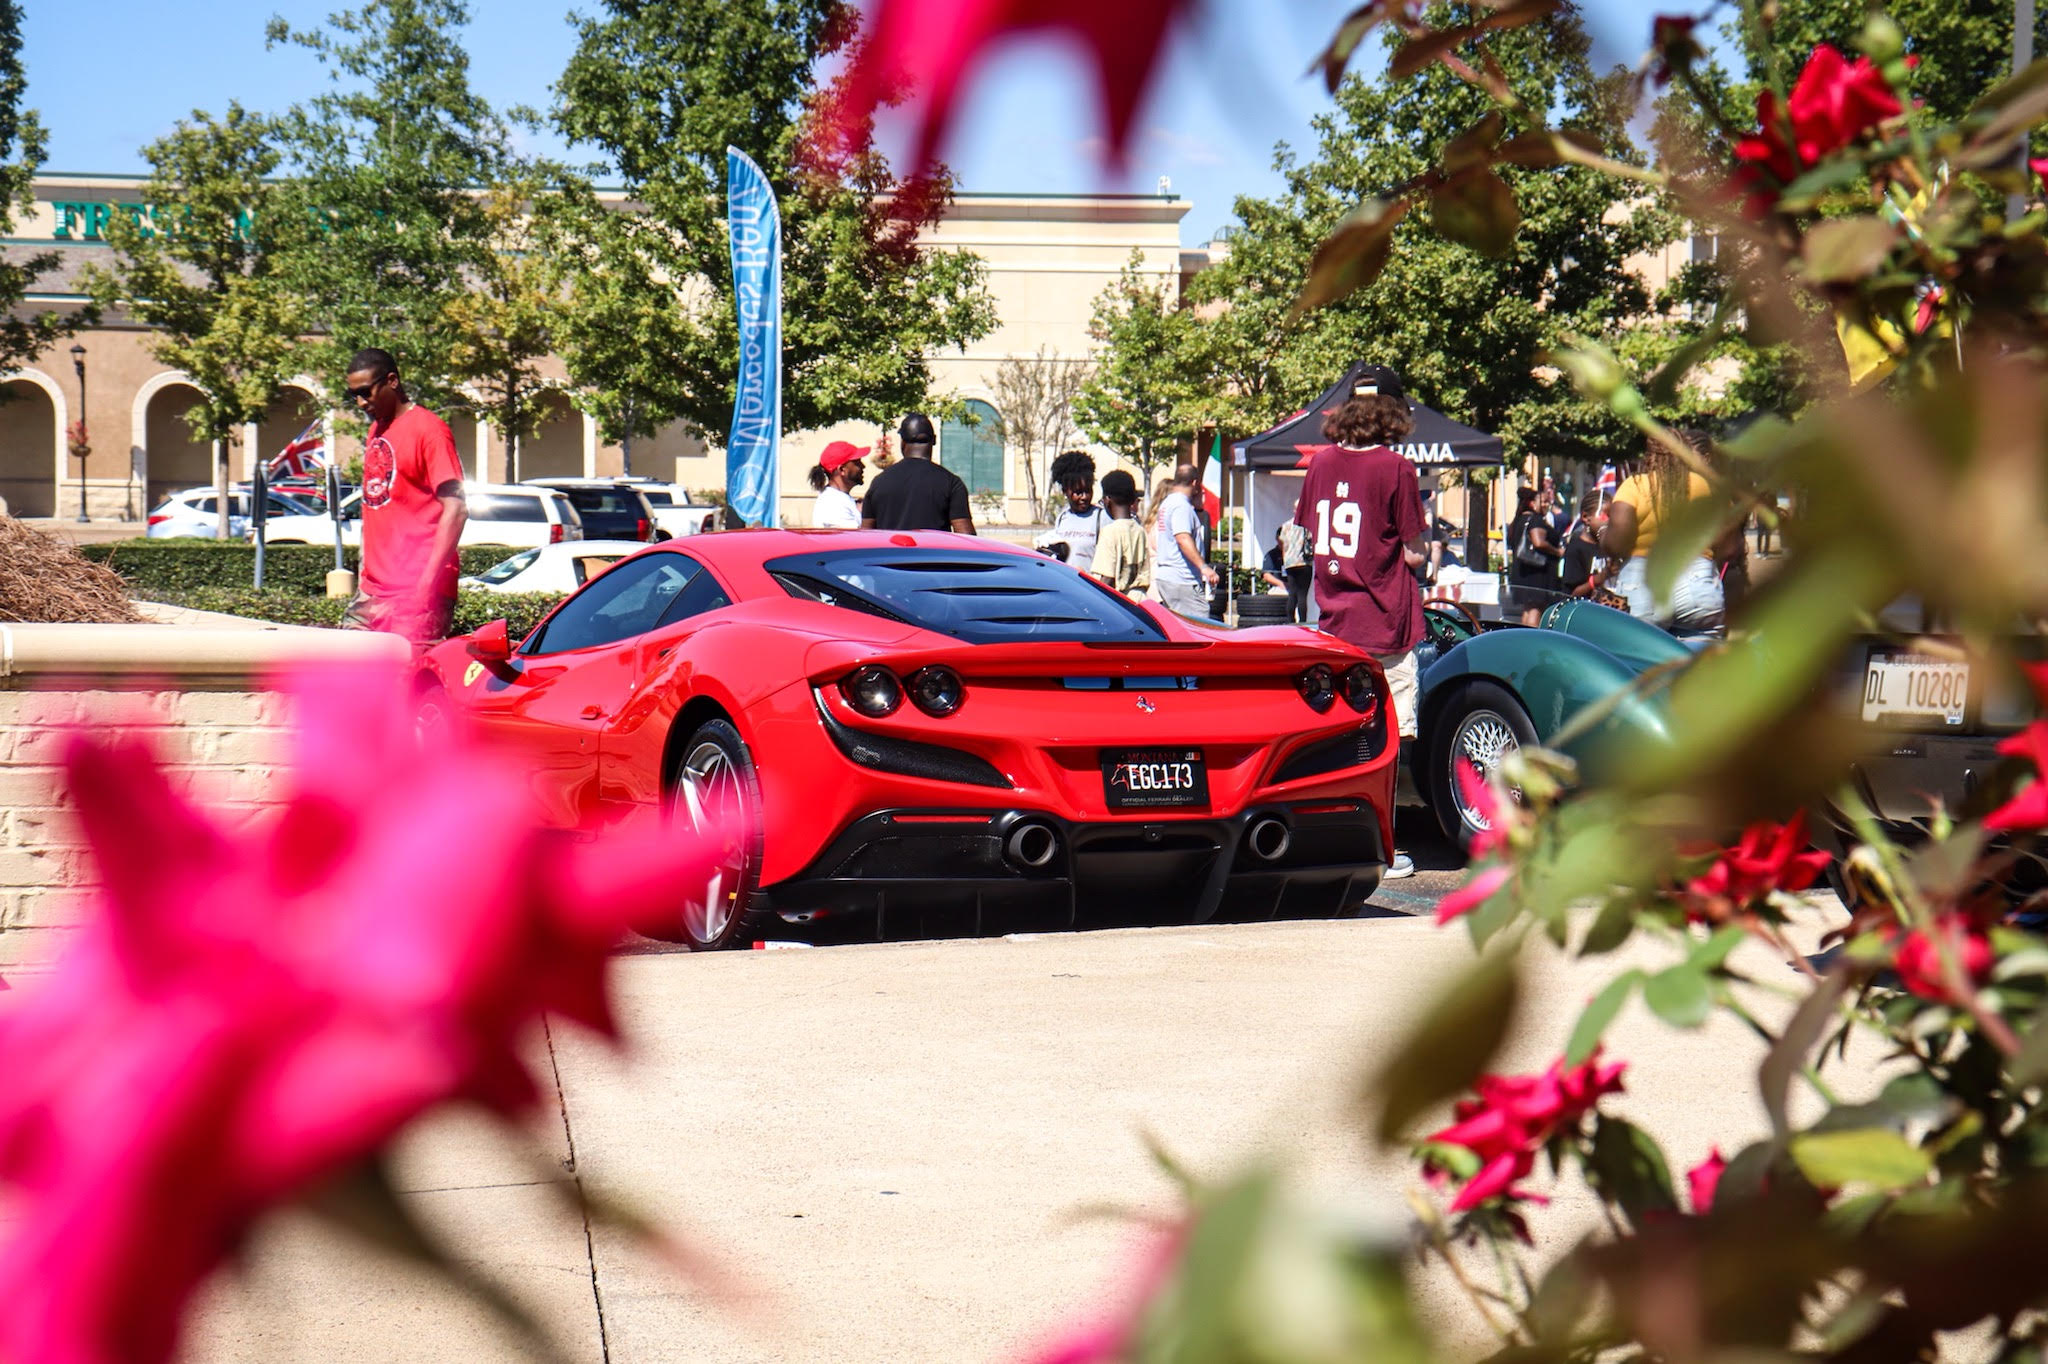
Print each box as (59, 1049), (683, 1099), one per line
(417, 531), (1399, 949)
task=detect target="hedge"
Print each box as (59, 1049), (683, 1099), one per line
(85, 540), (535, 596)
(147, 588), (566, 639)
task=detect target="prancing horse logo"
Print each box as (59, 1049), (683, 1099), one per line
(1135, 696), (1155, 713)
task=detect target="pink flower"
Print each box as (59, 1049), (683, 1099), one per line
(1456, 758), (1516, 860)
(1436, 863), (1511, 926)
(2031, 157), (2048, 192)
(1784, 44), (1902, 165)
(1019, 1227), (1184, 1364)
(1685, 810), (1830, 916)
(1893, 913), (1994, 1003)
(1984, 665), (2048, 831)
(828, 0), (1193, 173)
(1423, 1050), (1627, 1212)
(1686, 1148), (1726, 1214)
(1730, 44), (1901, 216)
(0, 662), (713, 1364)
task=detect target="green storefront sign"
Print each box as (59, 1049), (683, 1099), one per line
(47, 200), (255, 242)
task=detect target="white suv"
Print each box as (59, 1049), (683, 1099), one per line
(148, 486), (325, 539)
(255, 482), (586, 549)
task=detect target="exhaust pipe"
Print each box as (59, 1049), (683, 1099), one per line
(1246, 816), (1291, 862)
(1005, 822), (1059, 870)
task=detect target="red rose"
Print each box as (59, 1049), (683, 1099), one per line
(1685, 810), (1831, 915)
(1729, 44), (1901, 217)
(1893, 914), (1994, 1003)
(1686, 1147), (1727, 1214)
(1424, 1050), (1627, 1212)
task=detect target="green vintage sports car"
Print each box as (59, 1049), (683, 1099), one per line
(1409, 596), (1691, 847)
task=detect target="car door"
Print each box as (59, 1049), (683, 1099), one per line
(459, 550), (706, 829)
(598, 556), (737, 809)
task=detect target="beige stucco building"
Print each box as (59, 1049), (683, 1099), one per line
(0, 175), (1195, 527)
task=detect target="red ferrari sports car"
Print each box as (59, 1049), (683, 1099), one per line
(416, 530), (1398, 949)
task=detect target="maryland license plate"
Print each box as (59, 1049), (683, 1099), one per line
(1861, 652), (1968, 727)
(1102, 748), (1209, 810)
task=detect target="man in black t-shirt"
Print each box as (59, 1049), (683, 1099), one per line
(860, 413), (976, 534)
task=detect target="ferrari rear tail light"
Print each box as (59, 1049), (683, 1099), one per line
(841, 665), (903, 717)
(1341, 663), (1380, 719)
(906, 665), (965, 717)
(549, 523), (566, 544)
(1296, 664), (1337, 713)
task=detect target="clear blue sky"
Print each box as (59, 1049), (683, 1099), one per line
(21, 1), (1683, 244)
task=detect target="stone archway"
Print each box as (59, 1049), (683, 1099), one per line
(143, 382), (214, 509)
(0, 375), (59, 518)
(254, 387), (324, 478)
(518, 390), (583, 481)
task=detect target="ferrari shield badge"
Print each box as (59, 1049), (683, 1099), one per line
(463, 661), (485, 687)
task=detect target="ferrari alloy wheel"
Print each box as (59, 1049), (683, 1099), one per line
(665, 718), (764, 951)
(414, 684), (451, 749)
(1425, 681), (1538, 852)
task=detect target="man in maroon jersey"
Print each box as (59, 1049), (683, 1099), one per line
(338, 347), (467, 647)
(1295, 380), (1425, 878)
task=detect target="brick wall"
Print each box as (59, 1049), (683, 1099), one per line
(0, 620), (405, 969)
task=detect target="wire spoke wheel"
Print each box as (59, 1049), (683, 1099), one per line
(1450, 711), (1520, 833)
(672, 737), (755, 947)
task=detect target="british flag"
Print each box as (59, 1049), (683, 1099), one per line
(1596, 464), (1618, 498)
(265, 420), (326, 479)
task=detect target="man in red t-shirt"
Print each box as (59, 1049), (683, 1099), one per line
(338, 348), (467, 646)
(1295, 383), (1426, 878)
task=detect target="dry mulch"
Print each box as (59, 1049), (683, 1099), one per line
(0, 516), (143, 624)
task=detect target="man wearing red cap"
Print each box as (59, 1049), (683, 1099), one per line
(807, 439), (870, 529)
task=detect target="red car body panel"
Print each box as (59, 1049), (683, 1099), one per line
(418, 530), (1397, 926)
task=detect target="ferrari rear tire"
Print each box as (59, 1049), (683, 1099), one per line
(414, 683), (451, 749)
(1426, 681), (1538, 852)
(664, 718), (765, 951)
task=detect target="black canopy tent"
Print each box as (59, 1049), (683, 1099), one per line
(1231, 361), (1504, 470)
(1229, 362), (1505, 585)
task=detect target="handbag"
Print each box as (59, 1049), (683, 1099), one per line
(1512, 522), (1551, 574)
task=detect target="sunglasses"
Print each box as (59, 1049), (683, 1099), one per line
(344, 375), (388, 403)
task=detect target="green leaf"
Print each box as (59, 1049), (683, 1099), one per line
(1642, 962), (1713, 1028)
(1801, 217), (1899, 284)
(1762, 972), (1850, 1138)
(1579, 892), (1637, 956)
(1566, 971), (1640, 1066)
(1430, 168), (1521, 258)
(1688, 924), (1750, 973)
(1369, 946), (1521, 1144)
(1790, 1128), (1932, 1191)
(1292, 197), (1410, 318)
(1584, 1115), (1679, 1225)
(1171, 1168), (1274, 1361)
(2012, 1003), (2048, 1086)
(1493, 128), (1604, 168)
(1774, 156), (1871, 212)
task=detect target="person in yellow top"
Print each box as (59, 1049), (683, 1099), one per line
(1088, 469), (1150, 600)
(1599, 433), (1725, 635)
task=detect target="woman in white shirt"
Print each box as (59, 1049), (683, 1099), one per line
(807, 440), (869, 528)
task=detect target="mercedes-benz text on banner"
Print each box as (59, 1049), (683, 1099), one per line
(725, 146), (782, 528)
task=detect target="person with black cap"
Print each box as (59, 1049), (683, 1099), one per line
(860, 413), (975, 534)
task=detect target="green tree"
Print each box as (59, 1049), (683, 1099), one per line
(0, 0), (90, 420)
(1190, 3), (1675, 468)
(551, 0), (996, 448)
(445, 165), (576, 480)
(84, 106), (308, 539)
(264, 0), (520, 419)
(1072, 256), (1201, 488)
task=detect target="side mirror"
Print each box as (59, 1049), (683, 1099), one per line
(466, 618), (512, 663)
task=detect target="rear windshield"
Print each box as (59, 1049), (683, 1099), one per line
(468, 493), (549, 523)
(638, 489), (673, 506)
(477, 548), (541, 584)
(562, 487), (642, 516)
(766, 547), (1165, 645)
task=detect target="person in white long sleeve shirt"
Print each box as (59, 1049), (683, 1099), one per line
(807, 440), (870, 529)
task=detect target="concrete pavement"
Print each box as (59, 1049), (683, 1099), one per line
(177, 907), (1856, 1363)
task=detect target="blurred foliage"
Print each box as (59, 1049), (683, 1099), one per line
(148, 586), (564, 638)
(1037, 3), (2048, 1361)
(84, 541), (544, 595)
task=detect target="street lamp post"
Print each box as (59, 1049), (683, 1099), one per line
(69, 344), (87, 524)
